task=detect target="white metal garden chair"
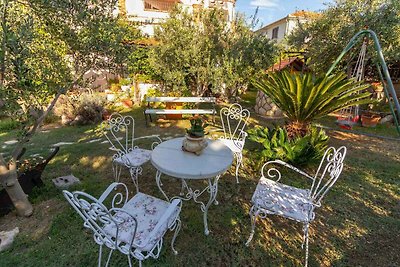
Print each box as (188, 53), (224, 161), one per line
(102, 113), (162, 192)
(245, 146), (347, 267)
(218, 103), (250, 183)
(63, 182), (182, 267)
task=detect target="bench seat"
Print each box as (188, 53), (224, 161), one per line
(144, 109), (215, 115)
(144, 96), (216, 125)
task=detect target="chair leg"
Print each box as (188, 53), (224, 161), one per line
(171, 218), (181, 255)
(302, 223), (310, 267)
(113, 162), (122, 183)
(245, 206), (259, 246)
(129, 167), (141, 193)
(105, 249), (113, 267)
(127, 254), (133, 267)
(235, 152), (243, 184)
(98, 245), (103, 267)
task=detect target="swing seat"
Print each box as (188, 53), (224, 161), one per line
(336, 115), (359, 130)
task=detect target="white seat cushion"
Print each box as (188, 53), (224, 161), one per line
(252, 177), (313, 222)
(103, 192), (180, 252)
(114, 149), (151, 167)
(219, 138), (244, 153)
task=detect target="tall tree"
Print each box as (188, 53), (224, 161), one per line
(0, 0), (139, 216)
(150, 8), (276, 98)
(287, 0), (400, 74)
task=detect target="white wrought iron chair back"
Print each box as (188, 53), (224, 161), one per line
(255, 146), (347, 267)
(102, 113), (136, 158)
(220, 104), (250, 148)
(309, 146), (347, 207)
(63, 183), (138, 256)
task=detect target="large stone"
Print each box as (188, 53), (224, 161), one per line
(255, 90), (282, 118)
(379, 114), (394, 124)
(52, 174), (81, 189)
(0, 227), (19, 252)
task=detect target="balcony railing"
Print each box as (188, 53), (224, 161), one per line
(144, 0), (179, 12)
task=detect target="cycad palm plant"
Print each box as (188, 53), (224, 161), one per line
(252, 70), (372, 137)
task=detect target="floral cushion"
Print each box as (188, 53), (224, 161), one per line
(114, 149), (151, 167)
(252, 177), (313, 222)
(219, 138), (244, 153)
(103, 192), (180, 252)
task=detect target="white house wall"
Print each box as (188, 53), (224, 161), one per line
(124, 0), (235, 36)
(261, 21), (287, 43)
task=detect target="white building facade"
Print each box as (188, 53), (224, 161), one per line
(256, 11), (318, 43)
(124, 0), (236, 36)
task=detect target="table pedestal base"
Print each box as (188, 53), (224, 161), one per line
(156, 171), (220, 235)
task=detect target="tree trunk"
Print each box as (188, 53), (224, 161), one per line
(0, 0), (9, 87)
(0, 155), (33, 217)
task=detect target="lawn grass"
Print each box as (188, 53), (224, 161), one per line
(0, 98), (399, 266)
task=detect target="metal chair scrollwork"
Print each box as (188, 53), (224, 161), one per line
(245, 146), (347, 267)
(218, 103), (250, 183)
(102, 113), (162, 192)
(63, 182), (182, 267)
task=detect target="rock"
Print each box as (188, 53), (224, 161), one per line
(52, 174), (81, 189)
(0, 227), (19, 252)
(4, 140), (18, 145)
(52, 142), (74, 147)
(379, 114), (394, 124)
(61, 115), (72, 126)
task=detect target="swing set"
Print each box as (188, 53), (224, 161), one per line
(326, 29), (400, 136)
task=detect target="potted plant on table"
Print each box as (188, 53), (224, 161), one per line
(182, 116), (208, 155)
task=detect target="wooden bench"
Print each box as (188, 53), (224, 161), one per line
(144, 97), (216, 125)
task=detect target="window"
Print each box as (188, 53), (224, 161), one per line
(144, 0), (178, 12)
(272, 27), (279, 39)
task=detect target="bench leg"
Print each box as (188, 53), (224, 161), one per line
(144, 111), (148, 126)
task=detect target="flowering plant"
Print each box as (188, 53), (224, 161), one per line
(186, 116), (208, 138)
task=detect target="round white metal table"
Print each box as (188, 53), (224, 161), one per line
(151, 137), (233, 235)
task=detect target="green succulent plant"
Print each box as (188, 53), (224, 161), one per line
(252, 70), (372, 138)
(186, 116), (209, 138)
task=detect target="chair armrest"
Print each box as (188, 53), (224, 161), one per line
(261, 160), (314, 182)
(135, 198), (182, 249)
(109, 207), (139, 249)
(98, 183), (129, 208)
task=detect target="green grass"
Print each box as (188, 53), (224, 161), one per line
(316, 115), (400, 139)
(0, 100), (399, 266)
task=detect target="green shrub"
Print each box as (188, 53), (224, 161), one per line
(248, 125), (329, 167)
(119, 78), (131, 86)
(0, 118), (20, 131)
(54, 92), (106, 125)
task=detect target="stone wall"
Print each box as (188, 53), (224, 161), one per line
(254, 90), (284, 118)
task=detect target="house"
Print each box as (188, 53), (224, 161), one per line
(123, 0), (236, 36)
(256, 10), (319, 43)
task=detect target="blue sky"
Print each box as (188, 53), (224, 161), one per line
(235, 0), (333, 28)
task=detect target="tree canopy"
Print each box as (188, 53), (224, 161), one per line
(150, 8), (277, 98)
(0, 0), (139, 120)
(287, 0), (400, 74)
(0, 0), (140, 216)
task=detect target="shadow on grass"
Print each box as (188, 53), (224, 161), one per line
(0, 103), (399, 266)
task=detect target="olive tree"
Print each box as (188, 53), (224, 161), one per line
(0, 0), (138, 216)
(287, 0), (400, 74)
(150, 8), (276, 98)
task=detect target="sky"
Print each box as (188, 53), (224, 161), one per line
(235, 0), (333, 28)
